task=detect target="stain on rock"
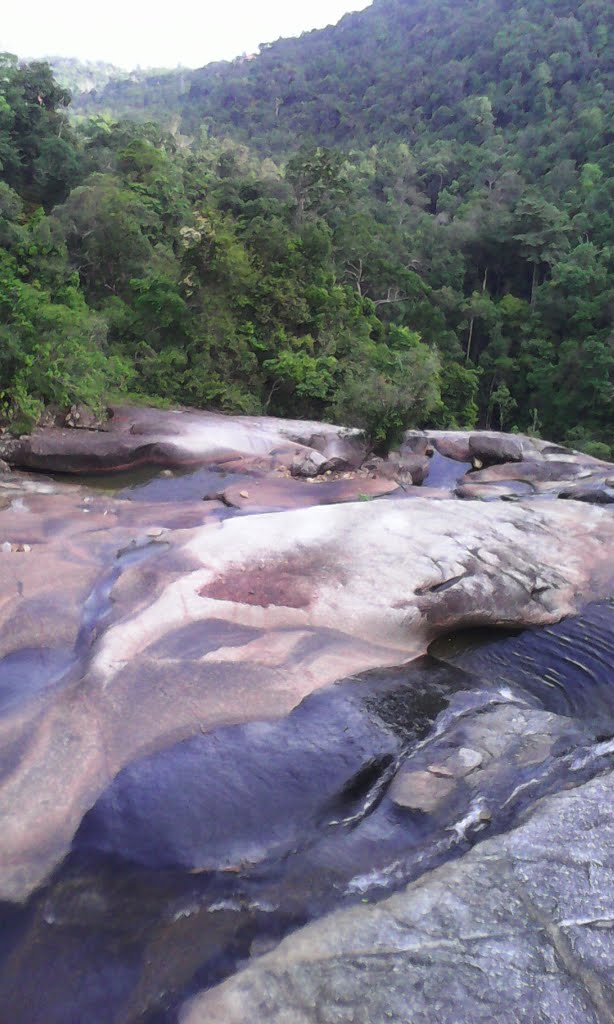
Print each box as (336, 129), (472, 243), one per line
(200, 551), (344, 609)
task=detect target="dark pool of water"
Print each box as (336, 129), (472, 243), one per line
(423, 451), (471, 489)
(47, 465), (252, 504)
(432, 599), (614, 734)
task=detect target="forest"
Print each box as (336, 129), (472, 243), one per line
(1, 0), (613, 453)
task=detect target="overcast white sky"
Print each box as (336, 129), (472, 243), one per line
(1, 0), (372, 69)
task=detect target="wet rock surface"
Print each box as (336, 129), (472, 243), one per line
(185, 766), (614, 1024)
(2, 408), (614, 1023)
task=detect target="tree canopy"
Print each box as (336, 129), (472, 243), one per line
(1, 0), (613, 453)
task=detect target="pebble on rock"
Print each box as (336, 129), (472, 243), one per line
(428, 747), (484, 778)
(389, 769), (456, 812)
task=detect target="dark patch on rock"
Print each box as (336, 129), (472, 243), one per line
(200, 552), (336, 609)
(559, 486), (614, 504)
(145, 619), (262, 659)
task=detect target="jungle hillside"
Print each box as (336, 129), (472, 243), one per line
(1, 0), (613, 453)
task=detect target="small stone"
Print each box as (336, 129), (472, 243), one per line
(479, 808), (492, 823)
(472, 457), (483, 470)
(428, 747), (483, 779)
(239, 490), (249, 499)
(389, 769), (456, 812)
(427, 764), (454, 778)
(147, 527), (165, 538)
(1, 541), (11, 553)
(160, 469), (174, 478)
(16, 543), (31, 553)
(455, 747), (484, 774)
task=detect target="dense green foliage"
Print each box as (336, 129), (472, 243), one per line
(2, 0), (614, 451)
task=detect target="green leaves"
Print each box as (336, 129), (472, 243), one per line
(1, 39), (613, 454)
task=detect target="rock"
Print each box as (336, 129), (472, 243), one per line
(3, 414), (614, 1022)
(1, 541), (11, 553)
(181, 757), (614, 1024)
(468, 459), (598, 488)
(63, 404), (106, 430)
(290, 450), (328, 478)
(403, 431), (545, 466)
(389, 768), (456, 811)
(428, 746), (483, 778)
(469, 433), (524, 465)
(430, 432), (472, 462)
(363, 452), (430, 485)
(0, 459), (9, 474)
(400, 432), (430, 456)
(221, 476), (398, 510)
(559, 485), (614, 504)
(307, 431), (366, 469)
(0, 405), (365, 476)
(392, 452), (431, 484)
(455, 480), (535, 501)
(2, 493), (614, 902)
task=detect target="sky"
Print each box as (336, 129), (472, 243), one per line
(1, 0), (372, 70)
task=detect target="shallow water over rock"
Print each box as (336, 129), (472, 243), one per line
(433, 600), (614, 734)
(2, 607), (614, 1023)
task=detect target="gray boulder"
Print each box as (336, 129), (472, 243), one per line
(181, 767), (614, 1024)
(469, 433), (524, 465)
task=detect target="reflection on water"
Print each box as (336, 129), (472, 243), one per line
(432, 600), (614, 733)
(423, 450), (472, 489)
(48, 464), (251, 503)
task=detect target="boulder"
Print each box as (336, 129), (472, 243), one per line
(182, 768), (614, 1024)
(307, 431), (367, 469)
(290, 449), (329, 478)
(389, 768), (456, 811)
(63, 404), (107, 430)
(469, 433), (524, 465)
(401, 432), (431, 456)
(364, 452), (430, 485)
(0, 405), (365, 476)
(559, 485), (614, 505)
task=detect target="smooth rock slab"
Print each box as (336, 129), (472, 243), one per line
(2, 495), (614, 902)
(218, 475), (398, 511)
(0, 405), (366, 475)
